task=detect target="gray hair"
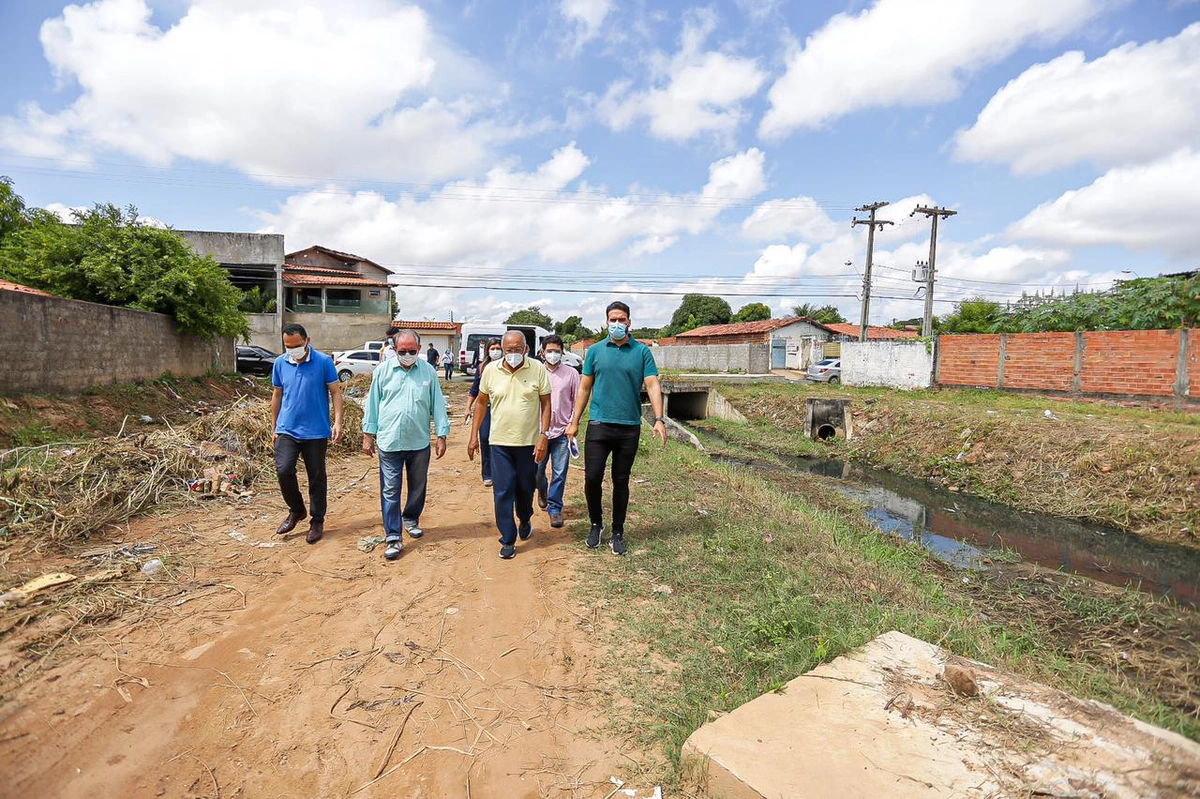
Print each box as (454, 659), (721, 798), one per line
(394, 329), (421, 345)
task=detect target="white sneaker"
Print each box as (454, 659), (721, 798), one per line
(483, 479), (493, 487)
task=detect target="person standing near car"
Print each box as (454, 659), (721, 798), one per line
(362, 329), (450, 561)
(380, 326), (400, 363)
(441, 349), (454, 381)
(467, 339), (502, 486)
(564, 301), (667, 556)
(272, 323), (344, 544)
(467, 331), (551, 559)
(535, 335), (580, 529)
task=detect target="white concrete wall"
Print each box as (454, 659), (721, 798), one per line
(652, 344), (770, 374)
(841, 341), (933, 390)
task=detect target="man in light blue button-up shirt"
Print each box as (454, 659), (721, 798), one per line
(362, 330), (451, 561)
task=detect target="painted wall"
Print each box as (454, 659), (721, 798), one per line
(841, 341), (934, 390)
(651, 344), (771, 374)
(0, 290), (232, 395)
(287, 312), (393, 352)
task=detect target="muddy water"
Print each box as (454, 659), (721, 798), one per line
(712, 449), (1200, 607)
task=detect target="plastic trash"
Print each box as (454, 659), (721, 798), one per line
(568, 437), (580, 459)
(140, 559), (163, 575)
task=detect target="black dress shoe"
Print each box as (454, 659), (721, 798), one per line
(305, 521), (324, 544)
(276, 510), (306, 535)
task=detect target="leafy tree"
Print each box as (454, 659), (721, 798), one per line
(554, 314), (596, 346)
(239, 285), (277, 314)
(505, 305), (554, 329)
(630, 326), (662, 340)
(0, 203), (249, 341)
(792, 303), (846, 324)
(665, 294), (731, 334)
(0, 176), (25, 246)
(937, 297), (1004, 333)
(388, 288), (398, 320)
(732, 302), (772, 322)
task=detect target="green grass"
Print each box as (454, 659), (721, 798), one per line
(573, 434), (1200, 789)
(8, 421), (61, 448)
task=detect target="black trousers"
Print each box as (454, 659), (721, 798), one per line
(274, 435), (329, 522)
(584, 422), (641, 534)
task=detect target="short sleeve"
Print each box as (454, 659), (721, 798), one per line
(271, 358), (283, 388)
(478, 366), (493, 397)
(642, 345), (658, 378)
(582, 346), (597, 377)
(323, 356), (338, 384)
(538, 365), (552, 396)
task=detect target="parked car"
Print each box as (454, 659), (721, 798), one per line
(236, 345), (277, 376)
(560, 350), (583, 372)
(333, 350), (381, 381)
(806, 358), (841, 385)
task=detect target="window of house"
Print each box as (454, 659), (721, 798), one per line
(326, 289), (361, 308)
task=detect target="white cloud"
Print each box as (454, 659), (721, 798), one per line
(759, 0), (1105, 140)
(560, 0), (613, 54)
(741, 197), (839, 242)
(0, 0), (522, 183)
(257, 143), (766, 272)
(597, 9), (767, 144)
(954, 24), (1200, 174)
(42, 202), (167, 228)
(1008, 148), (1200, 257)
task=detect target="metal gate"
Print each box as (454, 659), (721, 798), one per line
(770, 337), (787, 369)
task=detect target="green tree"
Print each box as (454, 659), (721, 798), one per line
(666, 294), (731, 334)
(0, 176), (25, 246)
(0, 203), (249, 341)
(938, 297), (1004, 333)
(732, 302), (772, 322)
(792, 303), (846, 324)
(505, 305), (554, 329)
(553, 314), (595, 346)
(239, 285), (277, 314)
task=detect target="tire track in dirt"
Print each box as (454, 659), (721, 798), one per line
(0, 426), (637, 798)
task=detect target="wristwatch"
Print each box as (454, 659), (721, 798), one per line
(653, 416), (665, 424)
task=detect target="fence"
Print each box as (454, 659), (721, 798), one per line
(0, 290), (234, 395)
(651, 343), (770, 374)
(841, 341), (933, 389)
(935, 329), (1196, 401)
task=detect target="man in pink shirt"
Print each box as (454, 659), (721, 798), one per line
(536, 335), (581, 528)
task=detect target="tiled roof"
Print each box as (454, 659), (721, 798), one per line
(285, 245), (392, 274)
(822, 322), (918, 340)
(678, 316), (805, 337)
(283, 274), (391, 288)
(392, 320), (462, 331)
(283, 263), (366, 277)
(0, 279), (53, 297)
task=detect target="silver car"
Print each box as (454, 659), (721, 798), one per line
(806, 358), (841, 385)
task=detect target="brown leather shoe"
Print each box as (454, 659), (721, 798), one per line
(549, 513), (564, 529)
(537, 491), (548, 510)
(276, 510), (306, 535)
(305, 521), (324, 544)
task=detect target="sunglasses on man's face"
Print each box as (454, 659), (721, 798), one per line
(396, 349), (419, 355)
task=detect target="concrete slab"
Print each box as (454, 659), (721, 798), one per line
(682, 631), (1200, 798)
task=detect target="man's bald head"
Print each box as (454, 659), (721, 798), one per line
(501, 330), (526, 350)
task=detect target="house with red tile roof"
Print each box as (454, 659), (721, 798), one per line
(0, 279), (54, 298)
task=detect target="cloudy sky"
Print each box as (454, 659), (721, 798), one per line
(1, 0), (1197, 328)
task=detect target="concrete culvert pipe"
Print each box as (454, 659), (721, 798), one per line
(817, 424), (837, 441)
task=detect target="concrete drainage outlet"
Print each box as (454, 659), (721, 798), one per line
(817, 424), (837, 440)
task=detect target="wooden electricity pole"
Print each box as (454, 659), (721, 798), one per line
(851, 202), (893, 342)
(911, 205), (957, 337)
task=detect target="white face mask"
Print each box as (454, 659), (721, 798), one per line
(285, 344), (308, 362)
(504, 352), (524, 368)
(544, 351), (562, 365)
(398, 353), (418, 367)
(489, 348), (503, 360)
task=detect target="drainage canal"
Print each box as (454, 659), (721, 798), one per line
(702, 439), (1200, 607)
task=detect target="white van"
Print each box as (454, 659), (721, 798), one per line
(458, 323), (552, 375)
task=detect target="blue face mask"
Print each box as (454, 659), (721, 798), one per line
(608, 322), (628, 341)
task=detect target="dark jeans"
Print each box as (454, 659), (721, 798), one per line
(444, 364), (453, 380)
(536, 435), (571, 515)
(490, 444), (536, 546)
(478, 407), (492, 482)
(379, 446), (431, 542)
(584, 422), (640, 534)
(274, 435), (328, 523)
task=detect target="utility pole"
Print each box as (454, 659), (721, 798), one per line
(911, 205), (957, 337)
(851, 202), (893, 342)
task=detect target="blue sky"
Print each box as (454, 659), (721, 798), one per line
(1, 0), (1197, 328)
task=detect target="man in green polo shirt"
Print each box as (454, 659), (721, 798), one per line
(565, 301), (667, 556)
(467, 331), (551, 560)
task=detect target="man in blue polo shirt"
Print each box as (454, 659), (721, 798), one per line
(271, 323), (344, 544)
(565, 301), (667, 556)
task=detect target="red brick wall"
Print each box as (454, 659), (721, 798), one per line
(936, 329), (1193, 398)
(936, 334), (1001, 387)
(1003, 333), (1074, 391)
(1079, 330), (1179, 396)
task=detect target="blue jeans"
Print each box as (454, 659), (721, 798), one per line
(378, 446), (431, 542)
(478, 408), (492, 482)
(536, 435), (571, 515)
(490, 444), (536, 546)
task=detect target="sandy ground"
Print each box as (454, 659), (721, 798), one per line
(0, 418), (644, 798)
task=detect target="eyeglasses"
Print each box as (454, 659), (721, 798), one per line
(396, 349), (419, 355)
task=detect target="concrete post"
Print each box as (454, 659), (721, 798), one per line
(1175, 328), (1190, 402)
(1072, 332), (1085, 395)
(997, 334), (1007, 389)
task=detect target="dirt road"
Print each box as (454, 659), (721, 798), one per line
(0, 418), (644, 797)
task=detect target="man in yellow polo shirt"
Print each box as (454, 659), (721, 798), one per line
(468, 331), (551, 559)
